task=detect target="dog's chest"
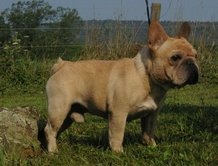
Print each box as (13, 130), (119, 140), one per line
(127, 86), (166, 121)
(127, 96), (157, 120)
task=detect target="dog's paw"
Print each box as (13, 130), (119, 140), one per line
(111, 146), (124, 153)
(48, 145), (59, 154)
(142, 134), (157, 147)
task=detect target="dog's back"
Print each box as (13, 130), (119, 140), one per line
(47, 58), (117, 113)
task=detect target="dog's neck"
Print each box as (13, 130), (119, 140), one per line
(134, 46), (152, 76)
(134, 47), (167, 103)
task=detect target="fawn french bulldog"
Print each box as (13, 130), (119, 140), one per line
(44, 21), (199, 153)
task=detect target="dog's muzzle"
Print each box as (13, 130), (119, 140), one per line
(184, 59), (199, 85)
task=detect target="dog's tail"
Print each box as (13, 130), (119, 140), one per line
(51, 57), (65, 75)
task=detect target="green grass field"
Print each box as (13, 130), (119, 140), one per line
(0, 81), (217, 165)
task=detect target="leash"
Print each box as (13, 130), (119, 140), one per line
(145, 0), (151, 25)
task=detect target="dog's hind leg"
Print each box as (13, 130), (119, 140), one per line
(44, 101), (71, 153)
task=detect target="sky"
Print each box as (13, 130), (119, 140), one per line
(0, 0), (218, 21)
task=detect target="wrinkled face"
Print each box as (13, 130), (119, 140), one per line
(151, 37), (199, 89)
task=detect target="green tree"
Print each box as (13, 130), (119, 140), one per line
(53, 7), (83, 44)
(2, 0), (55, 47)
(1, 0), (83, 58)
(0, 15), (11, 46)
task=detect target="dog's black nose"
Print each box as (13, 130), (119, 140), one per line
(186, 60), (199, 85)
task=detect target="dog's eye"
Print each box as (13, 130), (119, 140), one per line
(171, 54), (182, 62)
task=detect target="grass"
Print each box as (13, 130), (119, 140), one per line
(0, 82), (217, 165)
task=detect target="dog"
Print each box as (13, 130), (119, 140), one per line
(44, 21), (199, 153)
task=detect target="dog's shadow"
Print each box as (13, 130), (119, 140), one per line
(37, 104), (218, 150)
(161, 104), (218, 132)
(37, 120), (141, 151)
(67, 131), (109, 150)
(37, 118), (47, 150)
(157, 104), (218, 143)
(66, 130), (143, 150)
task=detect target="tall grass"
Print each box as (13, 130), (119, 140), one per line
(0, 32), (51, 94)
(191, 22), (218, 85)
(81, 20), (143, 60)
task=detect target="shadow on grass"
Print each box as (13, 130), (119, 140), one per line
(37, 104), (218, 150)
(37, 118), (47, 150)
(67, 131), (109, 150)
(161, 104), (218, 134)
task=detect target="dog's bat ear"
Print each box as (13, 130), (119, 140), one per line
(148, 21), (168, 49)
(177, 22), (191, 40)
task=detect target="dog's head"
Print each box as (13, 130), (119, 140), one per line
(147, 21), (199, 89)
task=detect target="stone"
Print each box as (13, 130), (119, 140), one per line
(0, 107), (42, 157)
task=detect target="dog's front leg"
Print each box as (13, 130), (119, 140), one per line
(141, 112), (158, 146)
(108, 111), (128, 152)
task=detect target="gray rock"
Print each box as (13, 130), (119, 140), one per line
(0, 107), (42, 157)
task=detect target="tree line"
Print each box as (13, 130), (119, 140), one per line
(0, 0), (83, 58)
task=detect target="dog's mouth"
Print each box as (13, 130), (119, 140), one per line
(172, 60), (199, 88)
